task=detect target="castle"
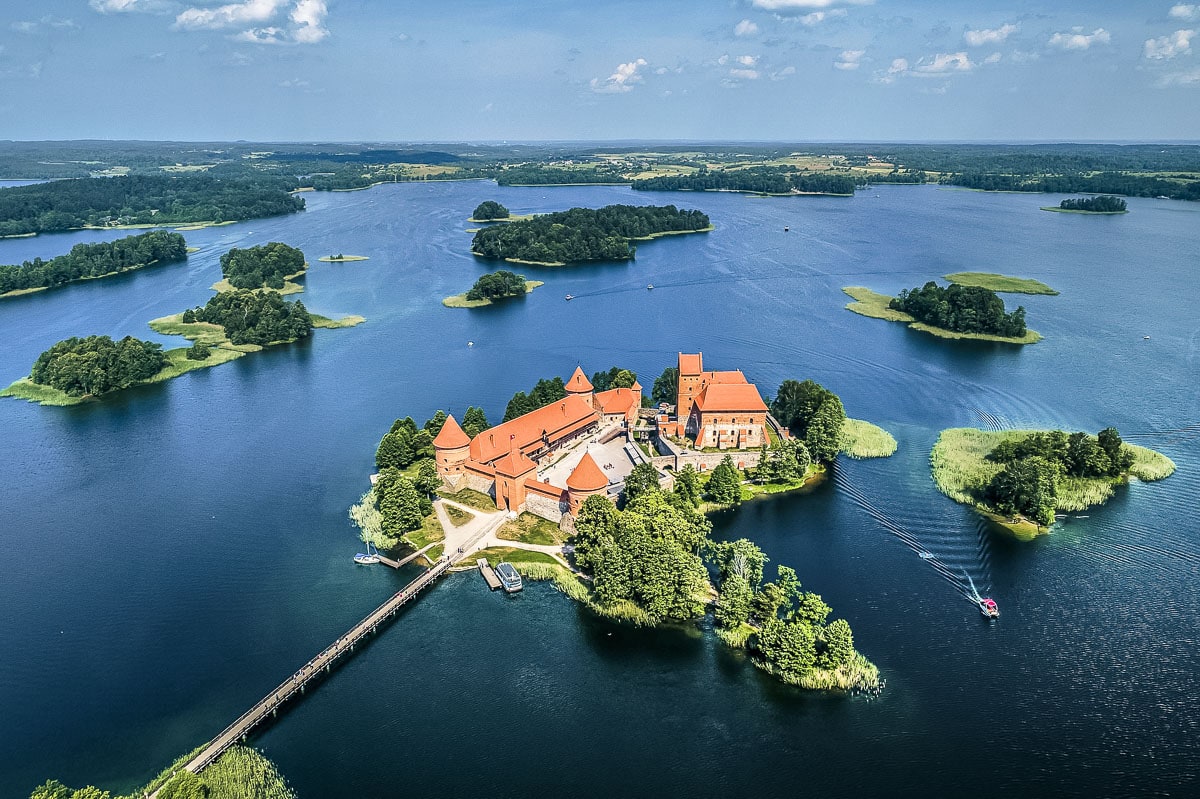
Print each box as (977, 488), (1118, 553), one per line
(433, 354), (769, 521)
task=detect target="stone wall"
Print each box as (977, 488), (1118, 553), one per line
(525, 493), (566, 523)
(464, 473), (494, 497)
(652, 449), (764, 473)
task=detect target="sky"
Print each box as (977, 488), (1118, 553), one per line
(1, 0), (1198, 142)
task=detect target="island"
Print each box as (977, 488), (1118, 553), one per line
(470, 204), (712, 266)
(0, 231), (188, 299)
(843, 282), (1041, 344)
(442, 269), (543, 308)
(943, 272), (1059, 295)
(0, 174), (304, 237)
(1041, 195), (1128, 214)
(2, 244), (364, 406)
(353, 355), (894, 692)
(317, 254), (370, 262)
(931, 427), (1175, 539)
(632, 167), (861, 196)
(469, 200), (510, 222)
(213, 241), (307, 292)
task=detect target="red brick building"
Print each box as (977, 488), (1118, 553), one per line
(674, 352), (768, 450)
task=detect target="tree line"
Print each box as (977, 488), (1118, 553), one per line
(0, 174), (305, 236)
(29, 335), (167, 397)
(465, 270), (528, 302)
(0, 231), (187, 296)
(493, 165), (629, 186)
(983, 428), (1135, 526)
(890, 281), (1027, 338)
(631, 167), (861, 195)
(181, 290), (312, 346)
(1059, 195), (1126, 212)
(471, 204), (710, 264)
(471, 201), (509, 220)
(770, 378), (847, 464)
(946, 172), (1200, 202)
(220, 242), (306, 290)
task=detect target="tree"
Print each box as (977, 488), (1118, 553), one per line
(472, 200), (509, 220)
(623, 462), (661, 503)
(818, 618), (855, 670)
(705, 456), (742, 505)
(805, 394), (846, 464)
(461, 406), (489, 438)
(985, 455), (1062, 526)
(415, 459), (441, 495)
(29, 335), (168, 397)
(424, 410), (447, 437)
(572, 494), (620, 572)
(375, 428), (414, 470)
(349, 489), (399, 550)
(651, 366), (678, 406)
(465, 270), (528, 302)
(1098, 427), (1134, 475)
(376, 469), (430, 536)
(715, 573), (753, 628)
(185, 342), (212, 361)
(220, 242), (305, 290)
(672, 463), (701, 508)
(755, 617), (817, 680)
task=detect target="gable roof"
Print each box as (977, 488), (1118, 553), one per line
(469, 394), (598, 464)
(693, 383), (768, 413)
(567, 452), (608, 491)
(595, 387), (640, 415)
(565, 366), (593, 393)
(432, 414), (470, 449)
(707, 370), (747, 384)
(678, 352), (703, 376)
(494, 449), (537, 477)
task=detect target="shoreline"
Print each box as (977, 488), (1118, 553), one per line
(1040, 207), (1128, 215)
(943, 271), (1059, 296)
(442, 280), (544, 308)
(842, 286), (1041, 345)
(1, 256), (181, 301)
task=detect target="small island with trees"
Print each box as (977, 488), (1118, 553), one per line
(843, 280), (1040, 344)
(1042, 195), (1128, 214)
(443, 269), (543, 308)
(213, 242), (307, 293)
(0, 231), (188, 299)
(469, 200), (510, 222)
(317, 253), (370, 262)
(931, 427), (1175, 539)
(471, 204), (712, 266)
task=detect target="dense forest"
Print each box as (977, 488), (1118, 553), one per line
(947, 172), (1200, 201)
(494, 165), (629, 186)
(471, 200), (509, 220)
(632, 167), (861, 195)
(0, 231), (187, 295)
(29, 335), (167, 397)
(220, 242), (306, 289)
(503, 376), (568, 421)
(983, 428), (1135, 525)
(1058, 195), (1127, 212)
(890, 281), (1027, 338)
(471, 204), (710, 264)
(183, 289), (312, 346)
(0, 175), (304, 236)
(770, 379), (847, 464)
(464, 270), (528, 302)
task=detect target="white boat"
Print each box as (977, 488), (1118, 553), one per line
(918, 551), (935, 560)
(354, 542), (381, 565)
(495, 562), (523, 593)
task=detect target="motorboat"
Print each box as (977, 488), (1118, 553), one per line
(565, 294), (574, 301)
(495, 562), (523, 593)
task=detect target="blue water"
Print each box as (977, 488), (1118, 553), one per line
(1, 183), (1198, 797)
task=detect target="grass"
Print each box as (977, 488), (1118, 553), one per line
(212, 277), (305, 296)
(445, 504), (473, 526)
(944, 272), (1059, 295)
(437, 487), (497, 512)
(497, 512), (564, 545)
(470, 546), (560, 565)
(630, 223), (715, 240)
(843, 286), (1042, 344)
(404, 512), (446, 550)
(466, 213), (535, 223)
(841, 418), (898, 459)
(310, 313), (366, 329)
(0, 286), (50, 298)
(516, 561), (658, 625)
(930, 428), (1176, 539)
(442, 280), (544, 308)
(317, 254), (370, 262)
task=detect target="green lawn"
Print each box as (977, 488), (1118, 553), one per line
(445, 504), (473, 527)
(404, 513), (446, 550)
(438, 487), (496, 512)
(470, 546), (559, 565)
(497, 513), (563, 545)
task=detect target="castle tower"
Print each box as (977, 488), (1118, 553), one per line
(565, 366), (594, 405)
(566, 452), (608, 515)
(494, 449), (538, 513)
(676, 352), (704, 418)
(432, 414), (471, 488)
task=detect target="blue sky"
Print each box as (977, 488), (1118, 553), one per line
(1, 1), (1198, 141)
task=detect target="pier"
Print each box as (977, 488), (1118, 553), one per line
(377, 541), (437, 569)
(478, 557), (502, 590)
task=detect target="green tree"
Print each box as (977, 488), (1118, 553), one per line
(461, 406), (489, 438)
(805, 394), (846, 464)
(572, 494), (620, 572)
(185, 341), (212, 361)
(424, 410), (447, 437)
(714, 573), (753, 628)
(818, 618), (855, 670)
(376, 469), (430, 535)
(623, 462), (661, 502)
(710, 538), (767, 589)
(375, 428), (414, 470)
(756, 617), (817, 680)
(1098, 427), (1134, 475)
(672, 464), (701, 508)
(472, 200), (509, 220)
(706, 456), (742, 505)
(415, 459), (441, 495)
(651, 366), (679, 406)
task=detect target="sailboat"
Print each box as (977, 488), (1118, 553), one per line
(354, 542), (381, 565)
(965, 572), (999, 618)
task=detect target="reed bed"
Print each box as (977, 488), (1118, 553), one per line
(841, 418), (898, 459)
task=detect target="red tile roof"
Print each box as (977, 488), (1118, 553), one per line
(470, 395), (599, 464)
(708, 370), (747, 384)
(494, 449), (537, 477)
(595, 387), (639, 415)
(565, 366), (593, 393)
(567, 452), (608, 491)
(678, 352), (703, 375)
(693, 384), (768, 413)
(432, 414), (471, 449)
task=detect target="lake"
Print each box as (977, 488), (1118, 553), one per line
(1, 181), (1197, 797)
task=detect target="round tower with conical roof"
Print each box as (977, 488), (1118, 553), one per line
(433, 414), (471, 488)
(564, 366), (594, 405)
(566, 452), (608, 515)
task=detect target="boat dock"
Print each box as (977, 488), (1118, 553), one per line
(478, 558), (502, 590)
(377, 541), (437, 570)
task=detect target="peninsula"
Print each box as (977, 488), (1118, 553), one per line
(470, 204), (711, 266)
(930, 427), (1175, 539)
(0, 231), (188, 299)
(843, 282), (1041, 344)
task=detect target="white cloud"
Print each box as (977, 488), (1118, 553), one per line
(1144, 29), (1194, 59)
(913, 51), (973, 74)
(12, 16), (78, 33)
(590, 57), (648, 93)
(770, 65), (796, 80)
(290, 0), (327, 44)
(794, 9), (847, 25)
(1047, 28), (1111, 51)
(734, 19), (758, 37)
(1158, 66), (1200, 85)
(964, 23), (1017, 47)
(234, 26), (285, 43)
(175, 0), (288, 30)
(752, 0), (872, 10)
(729, 68), (761, 79)
(983, 51), (1002, 64)
(834, 49), (864, 70)
(89, 0), (167, 12)
(736, 54), (759, 66)
(1169, 4), (1200, 21)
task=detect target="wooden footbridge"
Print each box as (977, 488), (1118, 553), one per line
(151, 555), (454, 794)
